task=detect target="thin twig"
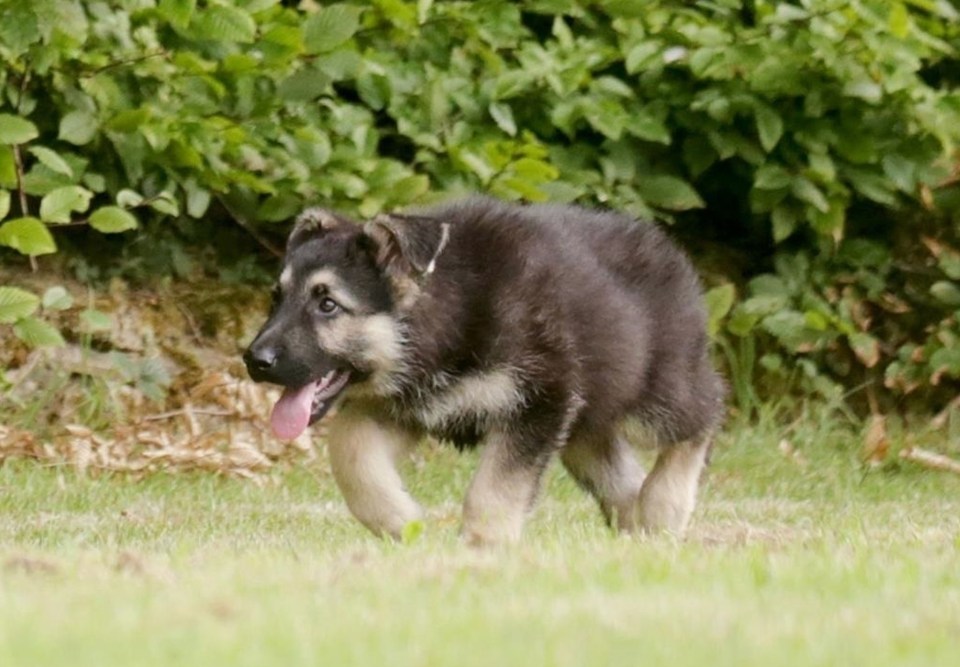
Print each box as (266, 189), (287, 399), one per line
(140, 408), (234, 422)
(12, 146), (29, 217)
(174, 301), (203, 342)
(44, 219), (90, 229)
(12, 67), (36, 271)
(216, 194), (284, 258)
(80, 50), (169, 78)
(12, 152), (36, 273)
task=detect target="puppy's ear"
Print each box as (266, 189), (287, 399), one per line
(287, 208), (349, 251)
(363, 214), (451, 277)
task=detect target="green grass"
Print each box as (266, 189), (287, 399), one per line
(2, 407), (959, 667)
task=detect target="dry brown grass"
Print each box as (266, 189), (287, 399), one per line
(1, 271), (321, 478)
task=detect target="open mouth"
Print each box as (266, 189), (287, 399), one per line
(269, 370), (351, 440)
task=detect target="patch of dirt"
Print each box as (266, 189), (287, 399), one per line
(1, 269), (317, 478)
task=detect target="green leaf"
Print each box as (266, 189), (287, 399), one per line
(728, 294), (788, 337)
(0, 217), (56, 256)
(28, 146), (74, 177)
(881, 155), (915, 193)
(704, 283), (735, 337)
(14, 316), (65, 348)
(277, 67), (330, 101)
(42, 286), (73, 311)
(626, 113), (671, 145)
(59, 110), (98, 145)
(636, 175), (704, 211)
(0, 286), (40, 323)
(489, 103), (517, 136)
(304, 4), (362, 53)
(888, 3), (910, 39)
(0, 146), (15, 188)
(839, 239), (889, 268)
(583, 99), (626, 140)
(935, 249), (960, 281)
(930, 348), (960, 381)
(843, 79), (882, 104)
(0, 5), (40, 55)
(0, 114), (39, 145)
(84, 172), (106, 193)
(771, 206), (798, 242)
(491, 71), (535, 100)
(263, 24), (304, 51)
(193, 5), (256, 43)
(106, 108), (151, 133)
(807, 199), (846, 242)
(148, 192), (180, 217)
(930, 281), (960, 306)
(761, 310), (820, 352)
(159, 0), (196, 28)
(846, 169), (897, 206)
(117, 189), (144, 208)
(804, 310), (830, 331)
(754, 164), (792, 190)
(243, 0), (278, 13)
(257, 194), (301, 222)
(848, 332), (880, 368)
(39, 185), (93, 223)
(0, 190), (9, 221)
(791, 177), (829, 213)
(185, 182), (211, 218)
(89, 206), (138, 233)
(625, 42), (660, 74)
(400, 519), (425, 544)
(834, 130), (876, 164)
(754, 105), (783, 152)
(80, 309), (113, 333)
(749, 274), (789, 297)
(357, 72), (391, 110)
(808, 152), (835, 182)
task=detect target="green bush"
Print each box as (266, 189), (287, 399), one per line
(1, 0), (959, 409)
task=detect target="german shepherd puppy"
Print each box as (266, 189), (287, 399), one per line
(244, 197), (724, 545)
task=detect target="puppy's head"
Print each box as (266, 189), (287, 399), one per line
(243, 208), (448, 439)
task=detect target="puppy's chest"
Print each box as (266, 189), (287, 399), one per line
(403, 368), (525, 443)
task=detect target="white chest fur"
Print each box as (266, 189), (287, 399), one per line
(414, 368), (524, 431)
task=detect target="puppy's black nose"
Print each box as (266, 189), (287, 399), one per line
(244, 345), (278, 376)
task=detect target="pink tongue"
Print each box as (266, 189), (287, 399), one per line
(270, 382), (317, 440)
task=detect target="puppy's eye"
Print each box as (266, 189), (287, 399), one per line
(317, 297), (340, 315)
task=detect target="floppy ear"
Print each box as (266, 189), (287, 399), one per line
(286, 208), (350, 251)
(363, 214), (451, 277)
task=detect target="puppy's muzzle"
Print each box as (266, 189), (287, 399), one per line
(244, 343), (281, 384)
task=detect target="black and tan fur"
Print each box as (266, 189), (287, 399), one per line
(244, 197), (725, 545)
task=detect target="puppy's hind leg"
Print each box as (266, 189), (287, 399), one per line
(636, 434), (712, 536)
(561, 430), (645, 532)
(326, 403), (423, 539)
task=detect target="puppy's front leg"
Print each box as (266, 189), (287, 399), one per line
(326, 403), (423, 539)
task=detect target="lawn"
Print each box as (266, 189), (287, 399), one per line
(1, 408), (959, 667)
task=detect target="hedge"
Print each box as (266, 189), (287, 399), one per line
(1, 0), (959, 411)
